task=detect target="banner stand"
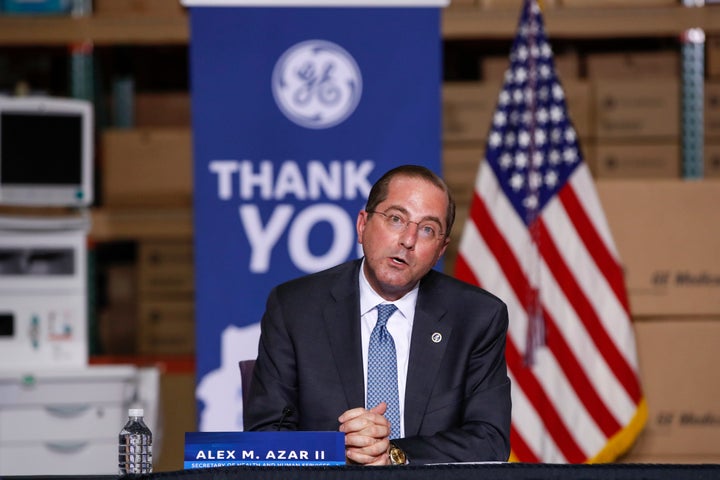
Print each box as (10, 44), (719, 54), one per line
(182, 0), (447, 432)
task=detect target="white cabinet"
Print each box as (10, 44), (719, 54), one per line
(0, 441), (118, 476)
(0, 365), (139, 475)
(0, 222), (89, 369)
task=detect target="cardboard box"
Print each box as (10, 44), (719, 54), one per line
(593, 79), (680, 140)
(138, 240), (194, 297)
(591, 142), (680, 179)
(135, 92), (191, 127)
(586, 51), (679, 79)
(442, 146), (482, 277)
(580, 138), (596, 175)
(596, 180), (720, 315)
(98, 304), (138, 355)
(618, 453), (720, 464)
(90, 208), (193, 242)
(705, 143), (720, 178)
(564, 81), (592, 141)
(707, 36), (720, 80)
(443, 82), (498, 144)
(443, 145), (484, 207)
(104, 264), (138, 305)
(138, 300), (195, 355)
(101, 128), (192, 207)
(562, 0), (676, 6)
(156, 372), (196, 471)
(620, 318), (720, 459)
(705, 81), (720, 141)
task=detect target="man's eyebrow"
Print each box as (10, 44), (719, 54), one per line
(383, 205), (443, 228)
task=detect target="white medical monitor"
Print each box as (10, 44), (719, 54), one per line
(0, 96), (93, 207)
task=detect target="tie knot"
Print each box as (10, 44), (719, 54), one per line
(376, 304), (398, 328)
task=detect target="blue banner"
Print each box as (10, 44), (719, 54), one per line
(184, 431), (346, 468)
(189, 6), (442, 431)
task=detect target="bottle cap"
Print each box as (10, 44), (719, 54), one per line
(129, 408), (144, 417)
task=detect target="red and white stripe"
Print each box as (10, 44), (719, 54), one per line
(455, 161), (644, 463)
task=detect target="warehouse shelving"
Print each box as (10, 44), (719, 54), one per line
(0, 5), (716, 45)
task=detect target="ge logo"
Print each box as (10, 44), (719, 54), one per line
(272, 40), (363, 129)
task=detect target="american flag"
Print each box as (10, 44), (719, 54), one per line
(454, 0), (647, 463)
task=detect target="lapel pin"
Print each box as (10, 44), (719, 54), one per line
(431, 332), (442, 343)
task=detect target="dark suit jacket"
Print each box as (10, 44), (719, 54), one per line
(244, 259), (511, 464)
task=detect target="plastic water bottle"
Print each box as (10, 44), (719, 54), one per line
(118, 408), (153, 474)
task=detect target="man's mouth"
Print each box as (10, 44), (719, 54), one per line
(391, 256), (407, 265)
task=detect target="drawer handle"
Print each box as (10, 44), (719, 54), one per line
(45, 441), (88, 453)
(45, 405), (91, 418)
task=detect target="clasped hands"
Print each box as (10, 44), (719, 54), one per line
(338, 402), (392, 466)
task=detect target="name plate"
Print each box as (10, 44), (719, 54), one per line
(184, 431), (346, 468)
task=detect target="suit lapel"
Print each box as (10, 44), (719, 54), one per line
(320, 264), (454, 428)
(404, 272), (452, 436)
(323, 260), (365, 410)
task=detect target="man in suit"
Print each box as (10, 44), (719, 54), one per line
(244, 165), (511, 465)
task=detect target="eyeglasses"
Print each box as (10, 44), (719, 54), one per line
(367, 210), (446, 242)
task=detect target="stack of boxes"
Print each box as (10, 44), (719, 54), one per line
(560, 0), (676, 5)
(442, 80), (497, 272)
(98, 89), (194, 357)
(137, 241), (195, 355)
(705, 36), (720, 178)
(597, 180), (720, 464)
(587, 50), (680, 178)
(442, 82), (490, 273)
(99, 262), (138, 354)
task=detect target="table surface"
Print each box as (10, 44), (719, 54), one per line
(8, 462), (720, 480)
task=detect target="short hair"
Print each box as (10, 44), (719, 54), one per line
(365, 165), (456, 237)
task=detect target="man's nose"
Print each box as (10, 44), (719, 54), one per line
(399, 223), (418, 249)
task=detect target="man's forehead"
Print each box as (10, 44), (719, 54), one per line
(383, 177), (448, 217)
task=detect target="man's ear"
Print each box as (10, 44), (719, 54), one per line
(356, 210), (369, 244)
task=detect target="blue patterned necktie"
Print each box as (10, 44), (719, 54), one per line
(366, 303), (400, 439)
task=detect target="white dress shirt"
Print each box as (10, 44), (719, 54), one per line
(358, 259), (418, 438)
